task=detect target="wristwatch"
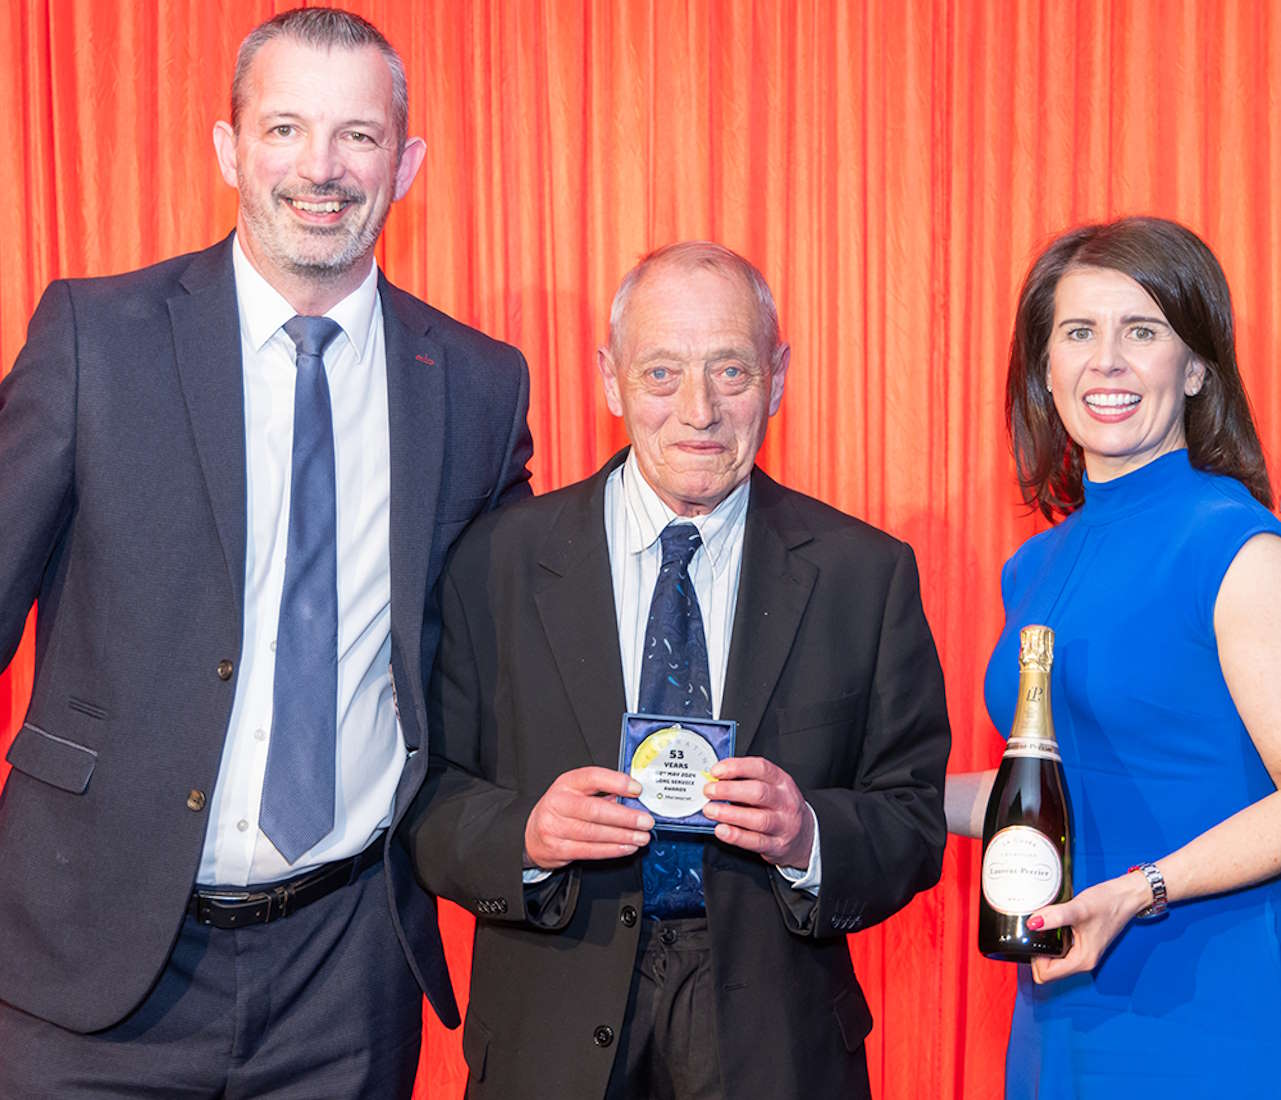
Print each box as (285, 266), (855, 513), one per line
(1128, 862), (1168, 919)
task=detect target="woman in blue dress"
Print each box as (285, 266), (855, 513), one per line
(946, 216), (1281, 1096)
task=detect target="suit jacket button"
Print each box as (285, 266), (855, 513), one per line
(186, 789), (207, 812)
(593, 1025), (614, 1047)
(216, 660), (234, 681)
(620, 905), (638, 927)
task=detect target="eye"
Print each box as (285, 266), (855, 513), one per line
(346, 130), (374, 144)
(1130, 325), (1155, 341)
(715, 362), (756, 393)
(641, 364), (681, 392)
(1065, 326), (1092, 341)
(270, 124), (296, 138)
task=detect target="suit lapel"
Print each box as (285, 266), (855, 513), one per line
(721, 469), (817, 756)
(382, 278), (446, 746)
(169, 238), (247, 609)
(534, 455), (630, 768)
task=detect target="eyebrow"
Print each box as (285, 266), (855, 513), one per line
(634, 345), (758, 363)
(259, 110), (387, 132)
(1055, 314), (1168, 328)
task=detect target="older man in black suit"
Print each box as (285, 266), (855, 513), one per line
(0, 8), (531, 1096)
(410, 242), (949, 1099)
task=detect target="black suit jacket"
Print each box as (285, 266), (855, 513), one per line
(0, 236), (533, 1032)
(409, 451), (950, 1100)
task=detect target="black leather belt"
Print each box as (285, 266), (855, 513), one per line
(188, 837), (384, 929)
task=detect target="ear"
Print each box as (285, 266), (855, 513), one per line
(597, 347), (625, 417)
(768, 344), (790, 416)
(212, 121), (239, 189)
(393, 137), (427, 201)
(1185, 356), (1207, 397)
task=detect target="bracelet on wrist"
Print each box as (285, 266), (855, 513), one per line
(1127, 862), (1168, 920)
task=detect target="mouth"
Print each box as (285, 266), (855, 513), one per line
(290, 198), (346, 214)
(1083, 390), (1141, 420)
(279, 191), (362, 225)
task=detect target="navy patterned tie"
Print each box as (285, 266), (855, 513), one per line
(639, 523), (712, 917)
(260, 315), (343, 863)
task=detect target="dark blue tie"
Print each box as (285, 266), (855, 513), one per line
(260, 315), (343, 863)
(639, 523), (712, 918)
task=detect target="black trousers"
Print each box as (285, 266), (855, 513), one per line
(604, 917), (725, 1100)
(0, 860), (422, 1099)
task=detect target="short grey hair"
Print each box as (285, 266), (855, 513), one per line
(231, 7), (409, 153)
(608, 241), (784, 365)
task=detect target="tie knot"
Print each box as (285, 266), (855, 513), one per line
(283, 315), (343, 360)
(658, 523), (702, 569)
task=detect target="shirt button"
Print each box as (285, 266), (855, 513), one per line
(620, 905), (638, 927)
(236, 819), (249, 832)
(255, 729), (267, 742)
(216, 660), (234, 681)
(269, 640), (277, 652)
(593, 1025), (614, 1048)
(186, 789), (207, 812)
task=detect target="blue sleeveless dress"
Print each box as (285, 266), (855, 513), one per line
(984, 450), (1281, 1097)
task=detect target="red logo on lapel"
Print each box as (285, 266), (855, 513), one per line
(415, 354), (436, 366)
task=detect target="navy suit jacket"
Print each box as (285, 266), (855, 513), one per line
(0, 236), (533, 1032)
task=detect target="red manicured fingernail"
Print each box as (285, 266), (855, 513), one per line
(1026, 915), (1044, 931)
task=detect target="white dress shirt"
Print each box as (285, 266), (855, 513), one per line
(603, 453), (821, 891)
(196, 236), (404, 886)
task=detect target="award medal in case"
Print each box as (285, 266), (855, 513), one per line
(618, 712), (736, 833)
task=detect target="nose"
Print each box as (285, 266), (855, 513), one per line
(295, 132), (342, 185)
(676, 369), (717, 429)
(1092, 331), (1126, 376)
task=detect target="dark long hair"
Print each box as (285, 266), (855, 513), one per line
(1006, 216), (1272, 519)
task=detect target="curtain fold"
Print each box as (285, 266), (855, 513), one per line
(3, 2), (1279, 1096)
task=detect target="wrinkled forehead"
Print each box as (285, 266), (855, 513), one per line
(619, 261), (770, 356)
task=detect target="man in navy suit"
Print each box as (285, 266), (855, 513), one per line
(0, 8), (531, 1096)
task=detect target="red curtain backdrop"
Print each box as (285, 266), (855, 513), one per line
(3, 1), (1280, 1095)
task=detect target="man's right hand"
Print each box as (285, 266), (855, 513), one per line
(523, 767), (654, 870)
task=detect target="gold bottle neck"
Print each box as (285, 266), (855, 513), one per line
(1005, 664), (1060, 760)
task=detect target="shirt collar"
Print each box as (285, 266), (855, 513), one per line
(620, 450), (750, 577)
(231, 232), (380, 358)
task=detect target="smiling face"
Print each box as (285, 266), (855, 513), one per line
(212, 37), (425, 313)
(1047, 265), (1205, 482)
(598, 263), (789, 516)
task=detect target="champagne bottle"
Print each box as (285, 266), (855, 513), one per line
(979, 624), (1074, 961)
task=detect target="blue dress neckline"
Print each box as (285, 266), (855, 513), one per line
(1077, 448), (1191, 526)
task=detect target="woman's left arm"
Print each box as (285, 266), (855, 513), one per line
(1028, 532), (1281, 983)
